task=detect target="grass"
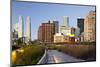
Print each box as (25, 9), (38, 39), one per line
(80, 41), (96, 45)
(49, 44), (96, 60)
(12, 44), (45, 66)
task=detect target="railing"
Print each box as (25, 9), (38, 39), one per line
(37, 49), (48, 64)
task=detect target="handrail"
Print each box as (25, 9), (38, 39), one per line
(37, 49), (48, 64)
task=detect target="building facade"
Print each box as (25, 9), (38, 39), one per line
(52, 20), (59, 33)
(54, 33), (65, 43)
(12, 30), (18, 45)
(60, 16), (71, 36)
(38, 21), (55, 43)
(77, 18), (84, 35)
(54, 33), (75, 44)
(84, 11), (96, 42)
(71, 27), (76, 34)
(60, 27), (71, 36)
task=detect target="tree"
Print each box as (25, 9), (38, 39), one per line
(16, 38), (23, 46)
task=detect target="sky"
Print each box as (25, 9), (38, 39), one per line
(12, 0), (95, 41)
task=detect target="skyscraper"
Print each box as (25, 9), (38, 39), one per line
(63, 16), (69, 27)
(18, 16), (24, 38)
(26, 16), (31, 42)
(60, 16), (70, 34)
(84, 11), (96, 42)
(51, 20), (59, 33)
(77, 18), (84, 35)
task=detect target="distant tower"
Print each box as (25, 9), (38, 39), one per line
(63, 16), (69, 28)
(18, 16), (24, 38)
(26, 16), (31, 42)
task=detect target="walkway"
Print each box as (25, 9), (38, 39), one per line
(47, 50), (84, 64)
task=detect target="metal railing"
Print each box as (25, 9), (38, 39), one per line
(37, 49), (48, 64)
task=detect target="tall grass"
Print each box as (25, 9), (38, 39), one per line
(50, 44), (96, 60)
(12, 44), (45, 66)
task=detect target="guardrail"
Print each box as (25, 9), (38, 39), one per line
(37, 49), (48, 64)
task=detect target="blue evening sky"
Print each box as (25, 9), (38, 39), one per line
(12, 0), (95, 41)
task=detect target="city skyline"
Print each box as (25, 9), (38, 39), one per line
(12, 1), (95, 40)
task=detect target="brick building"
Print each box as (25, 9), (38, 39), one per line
(38, 21), (56, 43)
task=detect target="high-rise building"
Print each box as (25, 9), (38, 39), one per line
(77, 18), (84, 35)
(18, 16), (24, 38)
(26, 16), (31, 42)
(63, 16), (69, 27)
(60, 16), (70, 35)
(12, 23), (19, 40)
(38, 21), (55, 43)
(84, 11), (96, 42)
(12, 29), (18, 45)
(51, 20), (59, 33)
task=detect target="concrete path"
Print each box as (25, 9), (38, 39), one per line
(47, 50), (84, 64)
